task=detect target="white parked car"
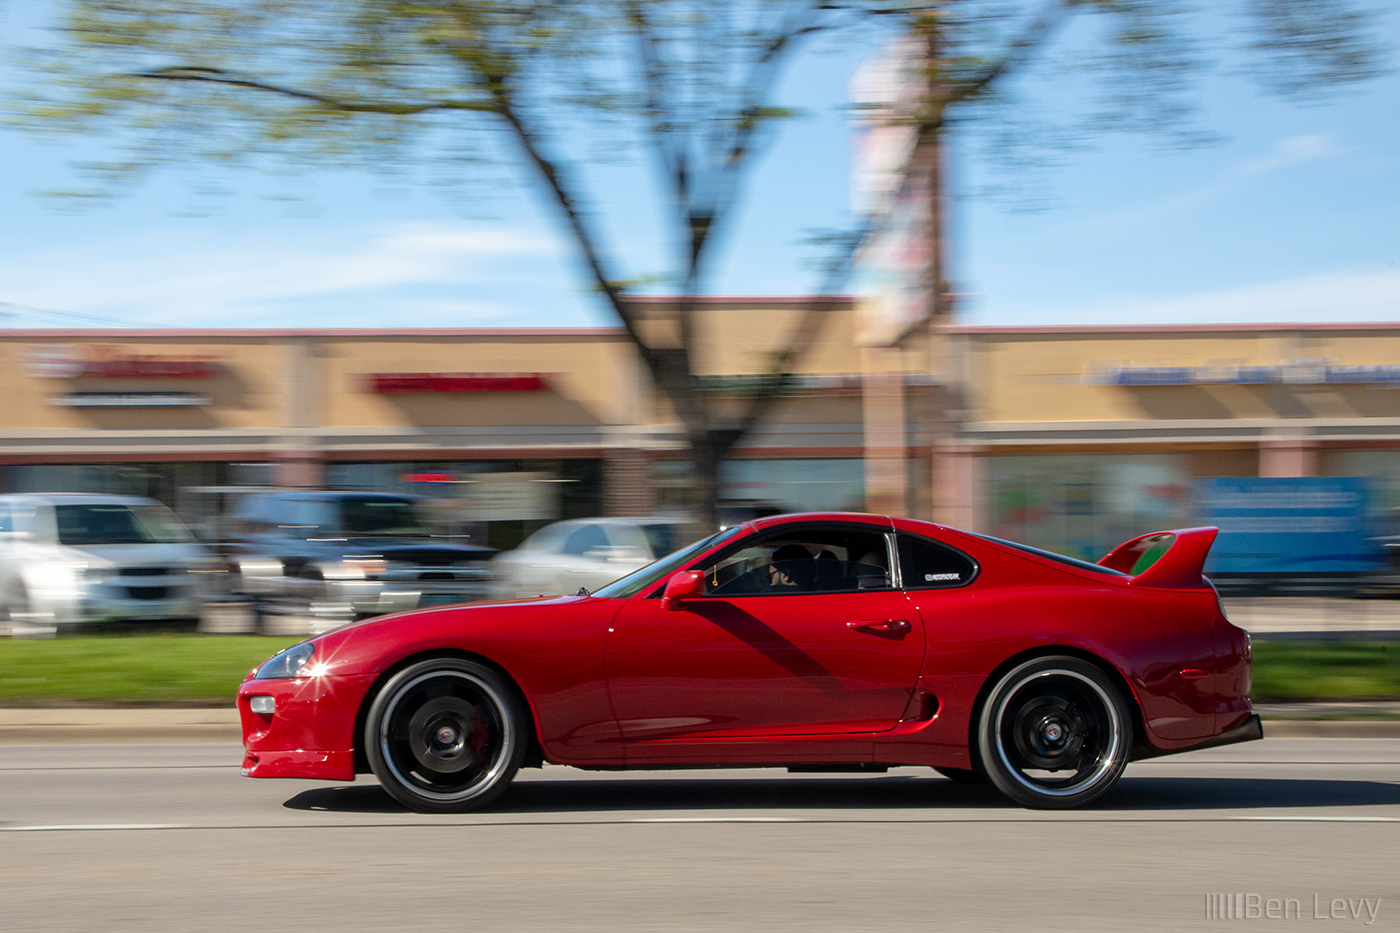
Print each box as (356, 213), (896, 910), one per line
(0, 494), (211, 633)
(489, 517), (698, 598)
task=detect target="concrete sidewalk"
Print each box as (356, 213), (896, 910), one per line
(0, 707), (242, 744)
(2, 705), (1398, 745)
(1224, 597), (1400, 635)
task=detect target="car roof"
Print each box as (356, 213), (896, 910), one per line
(745, 512), (897, 532)
(0, 493), (163, 507)
(244, 490), (420, 500)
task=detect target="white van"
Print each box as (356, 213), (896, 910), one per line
(0, 494), (210, 633)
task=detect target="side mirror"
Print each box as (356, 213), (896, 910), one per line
(660, 570), (705, 611)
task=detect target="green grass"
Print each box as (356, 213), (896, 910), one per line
(0, 635), (290, 706)
(1252, 641), (1400, 702)
(0, 635), (1398, 706)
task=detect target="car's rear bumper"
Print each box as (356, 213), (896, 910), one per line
(1189, 712), (1264, 751)
(1133, 713), (1263, 760)
(238, 671), (378, 781)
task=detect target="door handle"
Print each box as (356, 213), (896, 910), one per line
(849, 619), (911, 635)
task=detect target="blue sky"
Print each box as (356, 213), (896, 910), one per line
(0, 4), (1396, 331)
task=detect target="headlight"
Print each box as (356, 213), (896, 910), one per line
(254, 643), (316, 680)
(327, 557), (385, 580)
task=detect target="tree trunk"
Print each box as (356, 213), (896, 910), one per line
(691, 428), (741, 532)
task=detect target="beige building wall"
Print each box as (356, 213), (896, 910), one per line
(317, 333), (639, 429)
(0, 335), (288, 431)
(964, 326), (1400, 425)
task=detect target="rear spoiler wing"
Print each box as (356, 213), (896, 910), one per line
(1097, 527), (1219, 589)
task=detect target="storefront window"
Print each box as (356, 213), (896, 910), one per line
(323, 459), (603, 550)
(654, 458), (864, 518)
(1321, 450), (1400, 540)
(988, 454), (1192, 561)
(1323, 451), (1400, 512)
(1, 461), (251, 541)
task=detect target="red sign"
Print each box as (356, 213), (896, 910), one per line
(26, 345), (220, 379)
(368, 373), (550, 394)
(401, 472), (458, 484)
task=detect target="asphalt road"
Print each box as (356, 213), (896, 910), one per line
(2, 739), (1399, 932)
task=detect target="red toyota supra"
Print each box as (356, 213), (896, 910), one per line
(237, 512), (1259, 810)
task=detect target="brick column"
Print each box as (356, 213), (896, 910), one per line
(275, 335), (324, 489)
(862, 364), (908, 515)
(1259, 438), (1319, 478)
(931, 443), (986, 531)
(603, 448), (655, 517)
(271, 450), (325, 488)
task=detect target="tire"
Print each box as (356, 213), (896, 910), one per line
(5, 583), (57, 638)
(933, 766), (985, 785)
(977, 655), (1132, 809)
(365, 658), (526, 813)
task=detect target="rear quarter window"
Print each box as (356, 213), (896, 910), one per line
(898, 534), (977, 589)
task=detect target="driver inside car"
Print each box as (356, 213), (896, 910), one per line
(764, 544), (816, 592)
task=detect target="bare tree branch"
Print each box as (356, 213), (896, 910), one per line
(626, 1), (689, 216)
(130, 67), (498, 115)
(939, 0), (1074, 115)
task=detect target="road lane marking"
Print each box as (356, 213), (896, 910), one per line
(630, 817), (800, 823)
(1231, 815), (1400, 822)
(3, 823), (188, 832)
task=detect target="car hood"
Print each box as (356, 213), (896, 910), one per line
(308, 593), (604, 673)
(61, 541), (208, 566)
(323, 539), (494, 562)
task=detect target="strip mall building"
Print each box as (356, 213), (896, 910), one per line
(3, 306), (1398, 555)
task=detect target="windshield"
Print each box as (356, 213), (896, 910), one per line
(592, 525), (745, 599)
(640, 522), (682, 557)
(338, 497), (432, 537)
(55, 503), (193, 546)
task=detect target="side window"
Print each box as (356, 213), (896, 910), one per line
(283, 499), (337, 537)
(521, 523), (568, 553)
(601, 524), (652, 562)
(898, 534), (977, 589)
(698, 525), (892, 596)
(562, 523), (610, 557)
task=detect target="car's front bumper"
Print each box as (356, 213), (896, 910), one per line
(238, 671), (379, 781)
(30, 590), (202, 626)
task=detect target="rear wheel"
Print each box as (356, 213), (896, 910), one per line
(365, 658), (526, 813)
(977, 656), (1132, 809)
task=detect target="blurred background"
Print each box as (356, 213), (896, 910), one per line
(0, 0), (1396, 637)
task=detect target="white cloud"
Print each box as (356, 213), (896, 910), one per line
(1062, 134), (1345, 237)
(1239, 134), (1342, 177)
(0, 220), (567, 326)
(990, 268), (1400, 325)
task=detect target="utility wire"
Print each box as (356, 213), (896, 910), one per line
(0, 301), (147, 328)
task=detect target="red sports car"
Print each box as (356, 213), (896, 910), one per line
(237, 512), (1259, 810)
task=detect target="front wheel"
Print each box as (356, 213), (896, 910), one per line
(977, 656), (1132, 809)
(365, 658), (526, 813)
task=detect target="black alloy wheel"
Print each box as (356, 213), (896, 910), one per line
(365, 658), (526, 813)
(977, 655), (1132, 809)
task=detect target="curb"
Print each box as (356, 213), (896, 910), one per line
(0, 708), (241, 745)
(1260, 719), (1400, 738)
(0, 724), (242, 744)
